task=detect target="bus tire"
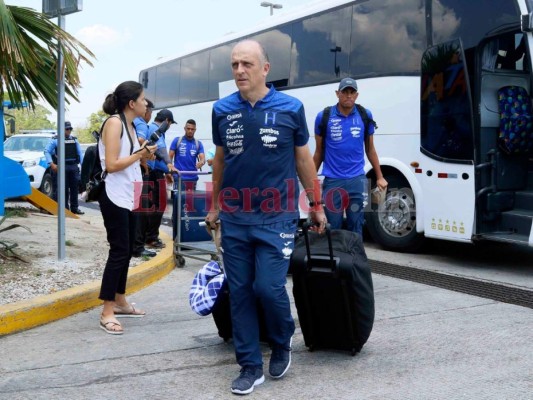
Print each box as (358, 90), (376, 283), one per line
(39, 172), (53, 198)
(365, 174), (424, 252)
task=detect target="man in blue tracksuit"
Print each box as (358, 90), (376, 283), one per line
(44, 121), (84, 214)
(206, 39), (326, 395)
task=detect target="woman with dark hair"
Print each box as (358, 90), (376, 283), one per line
(97, 80), (157, 335)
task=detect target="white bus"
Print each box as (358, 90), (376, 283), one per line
(139, 0), (533, 251)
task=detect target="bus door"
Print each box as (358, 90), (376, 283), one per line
(418, 38), (476, 242)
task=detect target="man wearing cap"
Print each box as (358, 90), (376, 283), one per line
(44, 121), (85, 214)
(133, 109), (177, 254)
(312, 77), (387, 234)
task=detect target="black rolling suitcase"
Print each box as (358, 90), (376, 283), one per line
(291, 223), (374, 355)
(210, 280), (233, 341)
(211, 279), (270, 344)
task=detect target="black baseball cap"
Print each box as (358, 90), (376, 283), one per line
(155, 109), (176, 124)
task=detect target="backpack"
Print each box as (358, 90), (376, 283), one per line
(82, 114), (133, 202)
(318, 103), (377, 140)
(80, 127), (116, 196)
(79, 141), (97, 193)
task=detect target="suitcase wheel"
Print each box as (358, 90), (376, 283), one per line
(175, 255), (185, 268)
(308, 345), (315, 352)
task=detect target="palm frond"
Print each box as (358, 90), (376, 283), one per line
(0, 2), (95, 109)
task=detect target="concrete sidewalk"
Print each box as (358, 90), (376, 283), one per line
(1, 253), (531, 399)
(0, 231), (175, 336)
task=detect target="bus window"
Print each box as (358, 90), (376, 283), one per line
(495, 34), (527, 71)
(252, 26), (292, 89)
(431, 0), (520, 50)
(208, 43), (234, 99)
(156, 60), (180, 108)
(349, 0), (425, 76)
(179, 52), (210, 104)
(139, 68), (156, 102)
(481, 32), (528, 73)
(290, 5), (352, 85)
(421, 39), (474, 162)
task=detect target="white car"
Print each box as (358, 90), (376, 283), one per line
(3, 132), (56, 197)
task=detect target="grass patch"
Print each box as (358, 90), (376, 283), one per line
(4, 207), (29, 218)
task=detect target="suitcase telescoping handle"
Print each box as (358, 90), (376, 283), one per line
(302, 221), (337, 272)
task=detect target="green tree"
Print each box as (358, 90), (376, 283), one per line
(75, 110), (106, 143)
(0, 1), (95, 110)
(10, 104), (55, 132)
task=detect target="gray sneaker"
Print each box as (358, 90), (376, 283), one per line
(269, 336), (292, 379)
(231, 366), (265, 395)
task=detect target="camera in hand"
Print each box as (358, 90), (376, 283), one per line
(146, 131), (161, 146)
(146, 121), (169, 145)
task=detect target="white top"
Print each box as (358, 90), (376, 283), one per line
(99, 115), (142, 210)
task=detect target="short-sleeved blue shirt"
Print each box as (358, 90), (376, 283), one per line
(133, 117), (149, 140)
(212, 86), (309, 225)
(44, 135), (83, 165)
(169, 136), (205, 181)
(314, 104), (375, 179)
(146, 121), (171, 173)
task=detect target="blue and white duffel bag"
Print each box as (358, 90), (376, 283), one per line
(189, 261), (225, 316)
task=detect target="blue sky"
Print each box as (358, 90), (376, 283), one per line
(7, 0), (312, 128)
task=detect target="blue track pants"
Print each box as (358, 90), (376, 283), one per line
(221, 219), (297, 367)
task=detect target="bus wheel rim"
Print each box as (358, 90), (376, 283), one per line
(376, 189), (416, 238)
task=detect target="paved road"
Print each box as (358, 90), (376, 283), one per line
(1, 259), (531, 399)
(2, 199), (532, 399)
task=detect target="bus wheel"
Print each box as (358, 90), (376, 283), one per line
(366, 174), (424, 252)
(39, 172), (53, 198)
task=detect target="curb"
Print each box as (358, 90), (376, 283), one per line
(0, 231), (175, 336)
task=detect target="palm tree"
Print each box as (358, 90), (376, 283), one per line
(0, 1), (95, 110)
